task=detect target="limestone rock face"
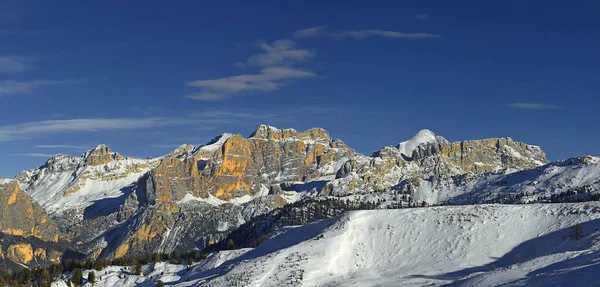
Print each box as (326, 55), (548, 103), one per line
(0, 181), (60, 242)
(147, 125), (356, 203)
(326, 131), (548, 196)
(98, 195), (287, 259)
(411, 137), (547, 173)
(82, 144), (125, 166)
(6, 243), (33, 264)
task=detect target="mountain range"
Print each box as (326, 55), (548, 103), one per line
(1, 125), (598, 271)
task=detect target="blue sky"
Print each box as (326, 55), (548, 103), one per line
(1, 0), (599, 176)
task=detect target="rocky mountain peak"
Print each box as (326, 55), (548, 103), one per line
(249, 124), (297, 139)
(249, 124), (331, 142)
(42, 154), (80, 172)
(169, 144), (195, 158)
(397, 129), (448, 159)
(82, 144), (124, 166)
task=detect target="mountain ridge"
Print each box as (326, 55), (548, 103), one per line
(1, 125), (597, 267)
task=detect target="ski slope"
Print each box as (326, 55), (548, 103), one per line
(53, 203), (600, 286)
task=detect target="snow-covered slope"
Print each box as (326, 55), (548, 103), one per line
(411, 156), (600, 205)
(50, 203), (600, 286)
(196, 203), (600, 286)
(17, 148), (160, 216)
(397, 129), (448, 159)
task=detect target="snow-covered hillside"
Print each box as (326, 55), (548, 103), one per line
(17, 147), (161, 216)
(413, 156), (600, 205)
(50, 203), (600, 286)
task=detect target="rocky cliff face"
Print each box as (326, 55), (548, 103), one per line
(324, 130), (548, 196)
(0, 181), (60, 242)
(146, 125), (355, 204)
(0, 180), (66, 267)
(6, 125), (574, 264)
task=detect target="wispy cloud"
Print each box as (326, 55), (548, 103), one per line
(34, 145), (87, 150)
(243, 40), (314, 67)
(149, 144), (182, 149)
(186, 66), (316, 101)
(184, 92), (227, 101)
(7, 153), (55, 158)
(186, 38), (317, 101)
(0, 110), (277, 142)
(0, 55), (29, 74)
(0, 29), (61, 36)
(332, 30), (441, 40)
(293, 26), (327, 38)
(190, 110), (275, 120)
(508, 103), (560, 110)
(416, 14), (430, 20)
(0, 80), (71, 96)
(187, 26), (439, 101)
(0, 117), (200, 142)
(293, 26), (441, 40)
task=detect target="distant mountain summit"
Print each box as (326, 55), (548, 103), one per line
(397, 129), (449, 159)
(0, 125), (597, 267)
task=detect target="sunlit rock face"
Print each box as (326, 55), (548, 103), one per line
(146, 125), (357, 203)
(325, 130), (548, 196)
(0, 181), (60, 243)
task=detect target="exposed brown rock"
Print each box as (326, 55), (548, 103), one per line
(0, 181), (61, 242)
(148, 126), (355, 202)
(6, 243), (33, 264)
(83, 145), (125, 166)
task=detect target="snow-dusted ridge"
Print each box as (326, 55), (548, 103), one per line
(17, 145), (161, 215)
(397, 129), (448, 159)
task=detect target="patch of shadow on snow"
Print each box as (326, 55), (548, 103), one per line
(173, 216), (340, 284)
(83, 183), (136, 219)
(413, 218), (600, 283)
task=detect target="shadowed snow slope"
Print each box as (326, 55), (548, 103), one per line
(196, 203), (600, 286)
(49, 203), (600, 286)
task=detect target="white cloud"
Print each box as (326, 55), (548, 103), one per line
(186, 66), (316, 100)
(245, 40), (314, 67)
(0, 80), (70, 96)
(184, 92), (227, 101)
(186, 26), (440, 101)
(190, 110), (275, 120)
(332, 30), (441, 40)
(293, 26), (441, 40)
(0, 55), (28, 74)
(416, 14), (430, 20)
(508, 103), (560, 110)
(0, 117), (199, 142)
(7, 153), (55, 158)
(293, 26), (327, 38)
(186, 38), (317, 101)
(150, 144), (182, 149)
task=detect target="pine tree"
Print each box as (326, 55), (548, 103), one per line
(88, 271), (96, 285)
(187, 257), (193, 269)
(226, 239), (236, 250)
(135, 262), (142, 276)
(513, 254), (521, 264)
(571, 224), (585, 240)
(157, 280), (165, 287)
(94, 259), (104, 271)
(73, 268), (83, 286)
